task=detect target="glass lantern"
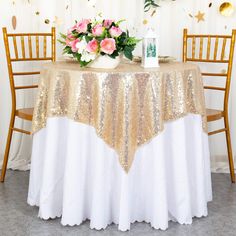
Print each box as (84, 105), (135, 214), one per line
(142, 28), (159, 68)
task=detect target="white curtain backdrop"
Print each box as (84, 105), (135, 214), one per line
(0, 0), (236, 172)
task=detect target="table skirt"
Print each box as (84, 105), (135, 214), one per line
(28, 114), (212, 231)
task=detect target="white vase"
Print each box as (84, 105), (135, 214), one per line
(88, 55), (121, 69)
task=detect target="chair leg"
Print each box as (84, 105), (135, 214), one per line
(224, 115), (236, 183)
(0, 117), (15, 183)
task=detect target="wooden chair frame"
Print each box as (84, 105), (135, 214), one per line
(183, 28), (236, 183)
(0, 27), (56, 182)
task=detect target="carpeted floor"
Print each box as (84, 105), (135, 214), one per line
(0, 171), (236, 236)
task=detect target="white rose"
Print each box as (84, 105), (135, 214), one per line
(81, 52), (97, 62)
(76, 38), (87, 54)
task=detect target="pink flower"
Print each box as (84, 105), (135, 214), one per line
(76, 19), (90, 33)
(103, 19), (114, 28)
(109, 26), (122, 37)
(67, 33), (75, 39)
(66, 33), (75, 46)
(86, 39), (99, 53)
(66, 39), (71, 46)
(100, 38), (116, 55)
(68, 38), (80, 52)
(92, 24), (104, 36)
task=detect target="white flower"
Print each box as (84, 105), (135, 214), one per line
(81, 52), (97, 62)
(75, 37), (97, 62)
(76, 38), (87, 54)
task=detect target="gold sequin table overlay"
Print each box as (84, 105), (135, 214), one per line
(32, 61), (207, 173)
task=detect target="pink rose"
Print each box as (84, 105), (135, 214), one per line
(109, 26), (122, 37)
(76, 19), (90, 33)
(100, 38), (116, 55)
(86, 39), (99, 53)
(66, 33), (75, 46)
(103, 19), (114, 28)
(92, 24), (104, 36)
(68, 38), (79, 52)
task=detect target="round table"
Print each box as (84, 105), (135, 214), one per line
(28, 61), (212, 231)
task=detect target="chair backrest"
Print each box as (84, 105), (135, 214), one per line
(2, 27), (56, 111)
(183, 28), (236, 111)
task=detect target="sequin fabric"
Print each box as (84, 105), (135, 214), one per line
(32, 61), (207, 172)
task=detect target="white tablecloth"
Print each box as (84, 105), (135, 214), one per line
(28, 114), (212, 231)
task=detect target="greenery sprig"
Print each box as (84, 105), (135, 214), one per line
(144, 0), (176, 12)
(144, 0), (160, 12)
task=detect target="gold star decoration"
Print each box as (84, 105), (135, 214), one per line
(195, 11), (205, 23)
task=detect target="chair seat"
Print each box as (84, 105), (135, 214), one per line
(206, 108), (224, 122)
(16, 108), (34, 121)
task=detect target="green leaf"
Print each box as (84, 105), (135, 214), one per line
(109, 50), (119, 59)
(144, 0), (160, 12)
(144, 3), (151, 9)
(59, 33), (67, 40)
(80, 60), (91, 67)
(110, 22), (116, 28)
(87, 23), (92, 32)
(58, 39), (66, 45)
(72, 29), (78, 35)
(124, 46), (134, 60)
(118, 32), (127, 44)
(85, 35), (93, 43)
(126, 37), (142, 46)
(96, 36), (105, 42)
(152, 3), (160, 7)
(63, 46), (73, 55)
(116, 19), (126, 26)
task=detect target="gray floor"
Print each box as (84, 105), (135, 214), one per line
(0, 171), (235, 236)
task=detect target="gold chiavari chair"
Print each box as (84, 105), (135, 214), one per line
(183, 28), (236, 183)
(0, 27), (56, 182)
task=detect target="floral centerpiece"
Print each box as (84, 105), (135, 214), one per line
(59, 19), (140, 68)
